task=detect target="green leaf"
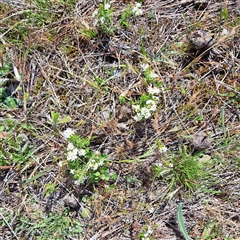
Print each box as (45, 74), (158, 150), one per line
(51, 111), (60, 125)
(58, 116), (72, 124)
(3, 97), (19, 109)
(25, 167), (52, 183)
(81, 207), (91, 218)
(177, 203), (191, 240)
(201, 220), (216, 239)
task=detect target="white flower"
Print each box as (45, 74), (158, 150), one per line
(92, 9), (98, 18)
(221, 28), (228, 35)
(133, 8), (143, 16)
(58, 161), (63, 167)
(67, 148), (78, 161)
(149, 72), (158, 79)
(62, 128), (75, 139)
(169, 163), (173, 168)
(132, 3), (143, 16)
(159, 146), (167, 153)
(141, 63), (149, 71)
(70, 169), (75, 174)
(149, 103), (157, 112)
(135, 2), (142, 8)
(67, 142), (74, 151)
(133, 113), (143, 122)
(146, 100), (155, 105)
(132, 104), (140, 111)
(78, 149), (86, 156)
(146, 100), (157, 112)
(92, 163), (99, 171)
(140, 107), (151, 119)
(74, 180), (81, 186)
(99, 16), (105, 23)
(104, 3), (111, 9)
(147, 85), (160, 95)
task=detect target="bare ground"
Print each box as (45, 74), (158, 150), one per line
(0, 0), (240, 239)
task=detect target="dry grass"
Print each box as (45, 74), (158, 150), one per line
(0, 0), (240, 239)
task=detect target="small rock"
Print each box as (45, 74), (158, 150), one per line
(63, 194), (80, 210)
(190, 131), (212, 150)
(188, 30), (214, 50)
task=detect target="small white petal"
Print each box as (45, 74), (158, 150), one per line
(104, 3), (111, 9)
(67, 143), (74, 151)
(221, 28), (228, 35)
(78, 149), (86, 156)
(141, 63), (149, 71)
(62, 128), (75, 139)
(147, 86), (160, 95)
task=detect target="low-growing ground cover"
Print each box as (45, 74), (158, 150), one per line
(0, 0), (239, 239)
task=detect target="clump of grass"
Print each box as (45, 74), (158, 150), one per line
(163, 147), (209, 193)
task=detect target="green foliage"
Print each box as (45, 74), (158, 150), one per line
(11, 209), (83, 239)
(0, 119), (35, 166)
(165, 147), (207, 192)
(119, 95), (126, 104)
(0, 131), (34, 166)
(61, 130), (111, 184)
(0, 61), (11, 76)
(220, 7), (229, 22)
(81, 26), (98, 38)
(97, 2), (115, 35)
(138, 93), (153, 107)
(48, 111), (71, 126)
(120, 5), (132, 27)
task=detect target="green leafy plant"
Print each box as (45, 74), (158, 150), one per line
(120, 5), (132, 27)
(0, 130), (34, 166)
(97, 1), (115, 35)
(81, 26), (98, 39)
(60, 128), (110, 184)
(12, 209), (83, 239)
(0, 119), (36, 166)
(0, 87), (19, 109)
(47, 111), (72, 126)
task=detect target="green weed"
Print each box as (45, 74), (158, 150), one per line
(163, 147), (208, 192)
(0, 119), (35, 166)
(60, 128), (111, 184)
(97, 1), (115, 35)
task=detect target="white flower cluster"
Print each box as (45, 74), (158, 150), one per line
(159, 146), (167, 153)
(87, 152), (105, 171)
(62, 128), (86, 162)
(132, 3), (143, 16)
(141, 63), (159, 80)
(104, 3), (111, 10)
(141, 226), (153, 240)
(62, 128), (75, 139)
(133, 85), (160, 122)
(147, 85), (161, 95)
(133, 101), (157, 121)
